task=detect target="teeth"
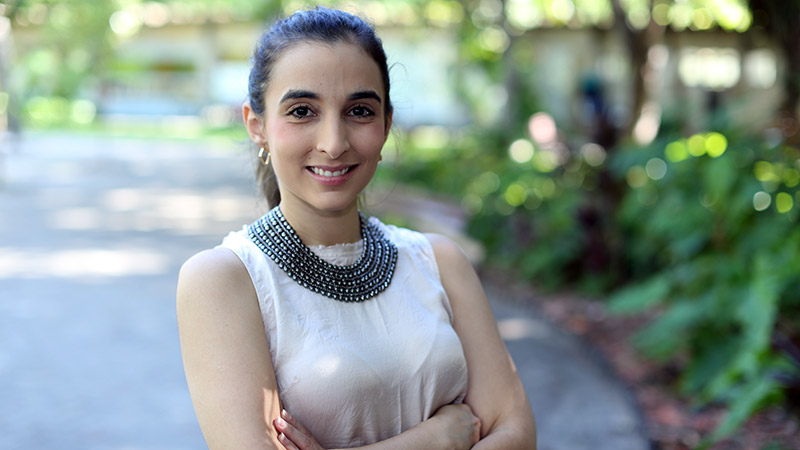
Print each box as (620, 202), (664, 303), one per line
(312, 167), (350, 177)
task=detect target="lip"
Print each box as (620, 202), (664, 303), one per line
(306, 164), (358, 186)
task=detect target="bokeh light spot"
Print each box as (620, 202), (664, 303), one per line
(687, 134), (707, 157)
(71, 100), (96, 125)
(753, 191), (771, 211)
(626, 166), (648, 188)
(581, 143), (606, 167)
(665, 141), (688, 162)
(509, 139), (535, 163)
(551, 0), (575, 23)
(478, 26), (510, 54)
(782, 168), (800, 187)
(109, 10), (142, 37)
(461, 193), (483, 215)
(504, 183), (527, 207)
(532, 150), (559, 172)
(529, 112), (557, 145)
(754, 161), (777, 182)
(704, 132), (727, 157)
(473, 171), (501, 195)
(652, 4), (670, 26)
(691, 8), (713, 30)
(776, 192), (793, 213)
(670, 3), (693, 30)
(506, 0), (542, 30)
(645, 158), (668, 180)
(531, 178), (556, 199)
(627, 6), (650, 30)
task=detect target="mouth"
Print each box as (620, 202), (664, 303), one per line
(308, 165), (357, 178)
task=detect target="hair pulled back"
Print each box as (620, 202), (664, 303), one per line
(247, 7), (393, 208)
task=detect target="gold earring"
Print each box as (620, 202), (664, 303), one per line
(259, 147), (271, 166)
(378, 153), (383, 162)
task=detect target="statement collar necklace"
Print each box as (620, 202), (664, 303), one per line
(247, 207), (398, 302)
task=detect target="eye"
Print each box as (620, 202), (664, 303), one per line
(288, 105), (314, 119)
(348, 105), (375, 118)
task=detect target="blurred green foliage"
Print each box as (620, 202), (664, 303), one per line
(396, 115), (800, 442)
(609, 129), (800, 442)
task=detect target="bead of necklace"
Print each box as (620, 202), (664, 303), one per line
(247, 207), (398, 302)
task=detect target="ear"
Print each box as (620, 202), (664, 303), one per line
(243, 102), (267, 146)
(384, 110), (393, 139)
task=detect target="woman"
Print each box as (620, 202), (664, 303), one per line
(177, 7), (536, 449)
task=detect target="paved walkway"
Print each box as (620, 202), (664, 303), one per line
(0, 132), (649, 449)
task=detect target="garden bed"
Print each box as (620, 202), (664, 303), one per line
(529, 281), (800, 449)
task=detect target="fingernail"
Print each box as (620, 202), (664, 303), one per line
(276, 417), (287, 427)
(282, 409), (292, 420)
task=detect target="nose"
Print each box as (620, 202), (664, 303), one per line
(316, 116), (350, 158)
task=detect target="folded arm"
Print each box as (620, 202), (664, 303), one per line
(178, 247), (481, 450)
(427, 233), (538, 449)
(275, 403), (480, 450)
(177, 248), (283, 449)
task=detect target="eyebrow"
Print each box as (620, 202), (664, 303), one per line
(280, 90), (318, 104)
(279, 89), (382, 104)
(348, 90), (382, 103)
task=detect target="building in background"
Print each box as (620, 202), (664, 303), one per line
(3, 1), (786, 135)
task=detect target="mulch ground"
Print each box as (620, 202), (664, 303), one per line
(483, 270), (800, 450)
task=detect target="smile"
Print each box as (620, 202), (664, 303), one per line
(310, 166), (353, 177)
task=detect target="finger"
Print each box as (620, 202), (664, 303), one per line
(472, 418), (481, 444)
(278, 432), (300, 450)
(276, 417), (319, 450)
(282, 409), (312, 436)
(457, 403), (474, 414)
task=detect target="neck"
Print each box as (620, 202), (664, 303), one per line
(278, 202), (362, 246)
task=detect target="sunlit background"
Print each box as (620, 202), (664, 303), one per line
(1, 0), (799, 448)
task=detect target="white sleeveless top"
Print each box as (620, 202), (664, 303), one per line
(217, 217), (468, 448)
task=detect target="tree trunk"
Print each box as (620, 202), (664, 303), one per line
(779, 26), (800, 122)
(749, 0), (800, 141)
(611, 0), (650, 137)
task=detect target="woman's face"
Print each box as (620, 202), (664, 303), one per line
(254, 41), (391, 217)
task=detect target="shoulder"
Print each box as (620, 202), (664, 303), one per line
(177, 247), (256, 311)
(424, 233), (472, 273)
(179, 247), (249, 285)
(423, 232), (483, 307)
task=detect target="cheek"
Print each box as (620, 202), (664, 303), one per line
(269, 122), (309, 152)
(358, 126), (388, 153)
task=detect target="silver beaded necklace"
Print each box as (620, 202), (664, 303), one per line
(247, 207), (398, 302)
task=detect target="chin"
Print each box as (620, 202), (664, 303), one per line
(307, 195), (361, 214)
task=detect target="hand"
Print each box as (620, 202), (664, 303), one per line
(274, 409), (325, 450)
(433, 403), (482, 449)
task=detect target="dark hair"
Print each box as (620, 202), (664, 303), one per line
(247, 7), (393, 208)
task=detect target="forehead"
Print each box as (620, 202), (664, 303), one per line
(266, 41), (385, 103)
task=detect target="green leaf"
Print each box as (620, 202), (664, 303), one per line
(634, 300), (704, 360)
(707, 374), (779, 443)
(680, 332), (740, 398)
(608, 275), (670, 314)
(737, 254), (781, 362)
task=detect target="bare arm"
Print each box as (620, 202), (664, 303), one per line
(275, 404), (480, 450)
(178, 247), (483, 450)
(427, 233), (538, 449)
(177, 248), (283, 449)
